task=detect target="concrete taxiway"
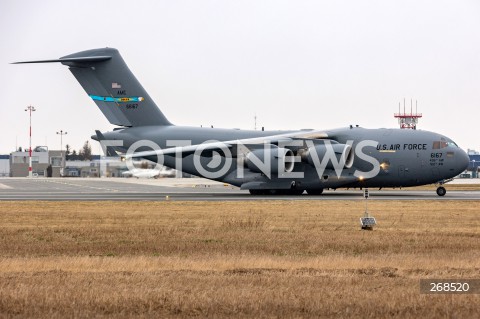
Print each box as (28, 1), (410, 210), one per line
(0, 178), (479, 201)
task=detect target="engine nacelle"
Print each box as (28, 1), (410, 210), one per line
(245, 146), (295, 175)
(300, 143), (354, 169)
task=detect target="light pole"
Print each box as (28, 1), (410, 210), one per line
(25, 105), (36, 177)
(56, 130), (68, 176)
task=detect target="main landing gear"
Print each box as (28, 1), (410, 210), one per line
(306, 188), (324, 195)
(248, 189), (304, 195)
(248, 188), (325, 196)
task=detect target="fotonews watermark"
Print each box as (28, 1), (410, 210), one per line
(99, 138), (381, 180)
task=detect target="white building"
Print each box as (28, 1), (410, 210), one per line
(9, 147), (64, 177)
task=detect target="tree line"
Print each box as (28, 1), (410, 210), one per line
(65, 141), (92, 161)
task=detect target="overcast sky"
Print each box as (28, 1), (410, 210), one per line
(1, 0), (479, 155)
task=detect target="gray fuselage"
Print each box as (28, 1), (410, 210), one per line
(99, 125), (469, 190)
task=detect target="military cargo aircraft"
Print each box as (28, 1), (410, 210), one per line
(15, 48), (469, 196)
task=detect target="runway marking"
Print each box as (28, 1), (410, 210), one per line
(0, 183), (12, 189)
(39, 179), (120, 192)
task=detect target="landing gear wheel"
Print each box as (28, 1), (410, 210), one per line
(306, 188), (324, 195)
(249, 189), (264, 195)
(288, 189), (304, 195)
(436, 186), (446, 197)
(249, 189), (304, 195)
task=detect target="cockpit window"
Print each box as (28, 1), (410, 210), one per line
(433, 141), (448, 149)
(432, 140), (458, 149)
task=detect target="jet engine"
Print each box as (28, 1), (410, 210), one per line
(300, 143), (354, 169)
(245, 146), (295, 174)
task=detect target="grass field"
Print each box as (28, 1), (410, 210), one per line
(0, 200), (479, 318)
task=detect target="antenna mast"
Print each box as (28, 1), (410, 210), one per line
(394, 98), (422, 129)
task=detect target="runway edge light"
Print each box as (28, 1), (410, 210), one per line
(360, 188), (376, 230)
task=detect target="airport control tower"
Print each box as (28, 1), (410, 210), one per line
(394, 99), (422, 130)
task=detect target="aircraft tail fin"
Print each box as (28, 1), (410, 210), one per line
(14, 48), (172, 127)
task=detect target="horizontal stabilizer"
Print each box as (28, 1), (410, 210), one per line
(12, 56), (112, 64)
(94, 130), (119, 157)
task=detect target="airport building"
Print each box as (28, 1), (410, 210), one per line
(9, 147), (65, 177)
(467, 149), (480, 178)
(64, 156), (125, 178)
(7, 147), (179, 179)
(0, 155), (9, 177)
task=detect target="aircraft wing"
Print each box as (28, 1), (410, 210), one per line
(124, 129), (329, 159)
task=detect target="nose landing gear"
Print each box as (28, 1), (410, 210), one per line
(436, 186), (446, 196)
(434, 178), (452, 197)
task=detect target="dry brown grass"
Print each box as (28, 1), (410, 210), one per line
(0, 200), (479, 318)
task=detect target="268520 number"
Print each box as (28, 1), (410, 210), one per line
(430, 282), (469, 292)
(420, 279), (479, 294)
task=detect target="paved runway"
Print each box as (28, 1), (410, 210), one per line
(0, 178), (479, 201)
